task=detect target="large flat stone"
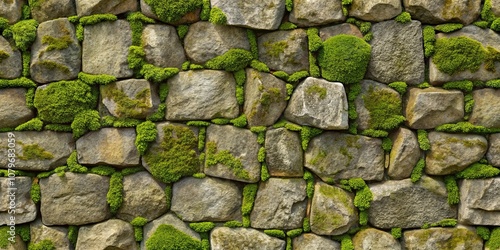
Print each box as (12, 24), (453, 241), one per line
(211, 0), (285, 30)
(75, 0), (137, 16)
(469, 89), (500, 128)
(459, 178), (500, 225)
(265, 128), (303, 177)
(141, 213), (200, 250)
(30, 219), (71, 250)
(142, 24), (185, 69)
(403, 0), (481, 25)
(293, 233), (340, 250)
(76, 219), (136, 250)
(353, 228), (402, 250)
(0, 36), (22, 79)
(289, 0), (344, 26)
(402, 227), (483, 250)
(0, 88), (35, 129)
(0, 0), (24, 23)
(350, 0), (402, 22)
(0, 177), (36, 226)
(31, 0), (76, 22)
(211, 227), (286, 250)
(258, 29), (309, 74)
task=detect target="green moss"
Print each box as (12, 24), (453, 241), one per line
(482, 0), (496, 22)
(42, 35), (72, 51)
(411, 158), (425, 183)
(11, 19), (38, 51)
(189, 63), (204, 70)
(189, 222), (215, 233)
(286, 0), (293, 11)
(0, 17), (9, 32)
(422, 26), (436, 58)
(417, 130), (430, 151)
(390, 227), (402, 239)
(187, 121), (211, 127)
(54, 166), (67, 177)
(486, 228), (500, 250)
(90, 166), (116, 176)
(354, 186), (372, 211)
(28, 240), (55, 250)
(107, 172), (123, 214)
(433, 37), (487, 75)
(395, 11), (411, 23)
(435, 23), (463, 33)
(284, 121), (302, 131)
(230, 114), (247, 128)
(261, 163), (270, 181)
(362, 86), (405, 131)
(192, 172), (206, 178)
(135, 121), (157, 155)
(288, 71), (309, 83)
(347, 83), (361, 120)
(242, 183), (258, 216)
(67, 226), (78, 245)
(264, 40), (288, 58)
(257, 147), (266, 163)
(360, 129), (388, 137)
(22, 51), (30, 77)
(264, 229), (286, 239)
(347, 177), (365, 190)
(198, 127), (206, 151)
(71, 110), (101, 138)
(287, 229), (303, 238)
(209, 7), (227, 25)
(211, 118), (230, 125)
(141, 64), (180, 83)
(306, 85), (327, 99)
(388, 82), (407, 95)
(75, 23), (83, 42)
(128, 45), (145, 71)
(200, 0), (210, 21)
(250, 60), (270, 72)
(101, 85), (152, 118)
(486, 79), (500, 88)
(309, 51), (320, 78)
(279, 22), (297, 30)
(456, 162), (500, 179)
(436, 121), (500, 133)
(442, 80), (473, 92)
(474, 21), (490, 28)
(31, 181), (40, 204)
(78, 72), (116, 86)
(67, 150), (88, 173)
(19, 143), (53, 160)
(273, 71), (289, 81)
(246, 29), (258, 59)
(177, 25), (189, 40)
(121, 167), (143, 176)
(224, 220), (243, 228)
(477, 226), (491, 241)
(422, 218), (457, 229)
(15, 118), (43, 131)
(205, 49), (253, 72)
(444, 175), (459, 205)
(205, 140), (250, 179)
(303, 217), (311, 232)
(164, 185), (172, 210)
(242, 215), (251, 227)
(464, 93), (474, 117)
(38, 60), (71, 74)
(359, 210), (368, 226)
(491, 18), (500, 31)
(300, 126), (322, 151)
(127, 12), (155, 46)
(79, 14), (117, 26)
(16, 225), (30, 242)
(146, 224), (201, 250)
(303, 170), (315, 198)
(285, 83), (294, 101)
(25, 87), (35, 109)
(340, 235), (354, 250)
(382, 137), (392, 152)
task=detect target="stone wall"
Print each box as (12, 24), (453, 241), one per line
(1, 0), (500, 249)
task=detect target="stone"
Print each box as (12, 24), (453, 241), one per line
(205, 125), (261, 183)
(211, 227), (286, 250)
(284, 77), (348, 130)
(426, 132), (487, 175)
(366, 20), (425, 85)
(244, 69), (287, 127)
(492, 0), (500, 17)
(211, 0), (285, 30)
(142, 24), (186, 69)
(82, 20), (133, 78)
(76, 219), (136, 250)
(310, 182), (357, 235)
(403, 0), (481, 25)
(30, 219), (70, 250)
(289, 0), (344, 26)
(0, 0), (24, 24)
(171, 177), (242, 222)
(40, 173), (111, 225)
(184, 22), (249, 64)
(319, 23), (363, 41)
(75, 0), (137, 16)
(402, 227), (483, 250)
(142, 213), (200, 250)
(76, 128), (140, 167)
(265, 128), (303, 177)
(258, 29), (309, 74)
(305, 132), (385, 182)
(459, 178), (500, 225)
(30, 18), (81, 84)
(166, 70), (239, 121)
(31, 0), (76, 22)
(0, 88), (35, 128)
(0, 177), (36, 225)
(368, 176), (457, 229)
(349, 0), (402, 22)
(469, 89), (500, 128)
(1, 235), (25, 250)
(388, 128), (421, 179)
(0, 36), (22, 79)
(140, 0), (200, 24)
(353, 228), (402, 250)
(0, 131), (74, 171)
(488, 134), (500, 167)
(293, 233), (341, 250)
(250, 178), (307, 229)
(405, 87), (464, 129)
(117, 171), (167, 222)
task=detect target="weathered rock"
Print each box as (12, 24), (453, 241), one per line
(142, 24), (186, 69)
(40, 173), (111, 225)
(31, 0), (76, 22)
(82, 20), (133, 78)
(211, 0), (285, 30)
(30, 18), (81, 83)
(488, 134), (500, 167)
(405, 87), (464, 129)
(244, 69), (287, 127)
(0, 131), (74, 171)
(353, 228), (402, 250)
(403, 227), (483, 250)
(140, 0), (200, 24)
(492, 0), (500, 17)
(0, 36), (22, 79)
(205, 125), (261, 183)
(265, 128), (303, 177)
(459, 178), (500, 225)
(319, 23), (363, 41)
(76, 219), (136, 250)
(166, 70), (239, 120)
(284, 77), (348, 130)
(76, 128), (140, 167)
(0, 88), (35, 128)
(305, 132), (385, 182)
(258, 29), (309, 74)
(30, 219), (70, 250)
(289, 0), (344, 26)
(1, 235), (25, 250)
(171, 177), (242, 222)
(0, 0), (24, 24)
(75, 0), (137, 16)
(469, 89), (500, 128)
(293, 233), (341, 250)
(403, 0), (481, 25)
(184, 21), (249, 64)
(388, 128), (421, 179)
(211, 227), (286, 250)
(142, 213), (200, 250)
(366, 20), (425, 85)
(250, 178), (307, 229)
(310, 182), (357, 235)
(350, 0), (402, 22)
(0, 177), (36, 225)
(368, 176), (457, 229)
(426, 132), (487, 175)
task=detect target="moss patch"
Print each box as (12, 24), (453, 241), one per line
(209, 7), (227, 25)
(101, 84), (152, 118)
(71, 110), (101, 138)
(107, 172), (123, 214)
(78, 72), (116, 86)
(263, 40), (288, 58)
(432, 37), (487, 75)
(19, 143), (54, 161)
(306, 85), (327, 99)
(205, 141), (250, 180)
(79, 14), (117, 26)
(42, 35), (72, 51)
(135, 121), (158, 155)
(146, 224), (201, 250)
(204, 48), (253, 72)
(362, 86), (405, 131)
(11, 19), (38, 51)
(455, 162), (500, 179)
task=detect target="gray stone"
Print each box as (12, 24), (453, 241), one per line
(388, 128), (421, 179)
(82, 20), (133, 78)
(30, 18), (81, 83)
(0, 36), (22, 79)
(350, 0), (402, 22)
(40, 173), (111, 225)
(488, 134), (500, 167)
(140, 0), (200, 25)
(258, 29), (309, 74)
(171, 177), (242, 222)
(244, 69), (287, 127)
(459, 178), (500, 225)
(184, 21), (249, 64)
(142, 213), (200, 250)
(305, 132), (385, 182)
(310, 182), (357, 235)
(405, 87), (464, 129)
(30, 219), (70, 250)
(31, 0), (76, 23)
(265, 128), (303, 177)
(353, 228), (402, 250)
(426, 132), (487, 175)
(368, 176), (457, 229)
(250, 178), (307, 229)
(142, 24), (186, 69)
(0, 0), (24, 24)
(211, 227), (286, 250)
(76, 219), (136, 250)
(402, 227), (483, 250)
(289, 0), (344, 26)
(0, 131), (74, 171)
(0, 177), (36, 225)
(76, 0), (137, 16)
(2, 235), (25, 250)
(284, 77), (349, 130)
(211, 0), (285, 30)
(0, 88), (35, 129)
(205, 125), (261, 183)
(366, 20), (425, 85)
(403, 0), (481, 25)
(166, 70), (239, 121)
(492, 0), (500, 17)
(469, 89), (500, 128)
(319, 23), (363, 41)
(293, 233), (341, 250)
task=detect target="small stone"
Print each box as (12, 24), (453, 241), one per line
(492, 0), (500, 17)
(0, 36), (22, 79)
(0, 88), (35, 129)
(469, 89), (500, 128)
(353, 228), (402, 250)
(459, 178), (500, 225)
(388, 128), (421, 179)
(488, 134), (500, 167)
(31, 0), (76, 22)
(319, 23), (363, 41)
(0, 177), (36, 225)
(350, 0), (402, 22)
(76, 219), (137, 250)
(403, 227), (483, 249)
(210, 227), (286, 250)
(403, 0), (481, 25)
(75, 0), (137, 16)
(142, 24), (186, 69)
(0, 0), (24, 24)
(30, 219), (71, 249)
(258, 29), (309, 74)
(289, 0), (344, 26)
(265, 128), (303, 177)
(293, 233), (341, 250)
(211, 0), (285, 30)
(142, 213), (200, 250)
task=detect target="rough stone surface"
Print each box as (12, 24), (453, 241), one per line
(205, 125), (261, 183)
(82, 20), (133, 78)
(289, 0), (344, 26)
(366, 20), (425, 85)
(403, 0), (481, 25)
(305, 132), (384, 182)
(469, 89), (500, 128)
(0, 88), (35, 128)
(142, 24), (186, 69)
(211, 227), (286, 250)
(244, 69), (287, 127)
(171, 177), (242, 222)
(211, 0), (285, 30)
(142, 213), (200, 250)
(388, 128), (420, 179)
(76, 219), (137, 250)
(353, 228), (402, 250)
(368, 176), (457, 229)
(166, 70), (239, 120)
(258, 29), (309, 74)
(319, 23), (363, 40)
(265, 128), (303, 177)
(40, 173), (111, 225)
(30, 18), (81, 83)
(0, 0), (24, 23)
(459, 178), (500, 225)
(0, 177), (36, 225)
(250, 178), (307, 229)
(0, 36), (22, 79)
(285, 77), (348, 130)
(293, 233), (341, 250)
(405, 87), (464, 129)
(310, 182), (357, 235)
(350, 0), (402, 22)
(492, 0), (500, 17)
(426, 132), (487, 175)
(30, 219), (70, 250)
(403, 227), (483, 250)
(76, 128), (140, 167)
(31, 0), (76, 22)
(488, 133), (500, 167)
(2, 235), (26, 250)
(75, 0), (137, 16)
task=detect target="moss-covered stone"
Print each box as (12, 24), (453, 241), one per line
(146, 224), (201, 250)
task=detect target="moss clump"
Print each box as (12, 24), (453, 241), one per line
(144, 0), (202, 23)
(444, 176), (459, 205)
(422, 218), (457, 229)
(107, 172), (123, 214)
(258, 147), (266, 163)
(135, 121), (157, 155)
(347, 82), (361, 120)
(442, 80), (473, 92)
(205, 140), (249, 179)
(288, 71), (309, 83)
(78, 72), (116, 86)
(362, 86), (405, 131)
(263, 40), (288, 58)
(127, 12), (155, 46)
(388, 82), (407, 95)
(242, 183), (258, 216)
(25, 87), (35, 109)
(455, 162), (500, 179)
(246, 29), (258, 59)
(264, 229), (286, 239)
(474, 20), (490, 28)
(141, 64), (179, 83)
(339, 235), (354, 250)
(250, 60), (270, 72)
(433, 37), (486, 75)
(67, 150), (87, 173)
(79, 14), (117, 26)
(31, 181), (41, 204)
(286, 0), (293, 11)
(224, 220), (243, 228)
(200, 0), (210, 21)
(131, 217), (148, 242)
(67, 226), (78, 245)
(306, 85), (327, 99)
(71, 110), (101, 138)
(11, 19), (38, 51)
(435, 23), (463, 33)
(146, 224), (201, 250)
(90, 166), (116, 176)
(303, 170), (315, 198)
(279, 22), (297, 30)
(205, 49), (253, 72)
(15, 118), (43, 131)
(477, 226), (491, 241)
(417, 130), (430, 151)
(486, 79), (500, 88)
(177, 25), (189, 40)
(464, 93), (474, 117)
(209, 7), (227, 25)
(309, 51), (320, 78)
(391, 228), (402, 239)
(128, 46), (145, 71)
(189, 222), (216, 233)
(482, 0), (496, 22)
(229, 114), (247, 128)
(360, 129), (388, 137)
(42, 35), (73, 51)
(287, 229), (303, 238)
(423, 26), (436, 58)
(382, 137), (392, 152)
(435, 121), (500, 133)
(354, 186), (373, 211)
(19, 143), (54, 161)
(300, 126), (323, 151)
(411, 158), (425, 183)
(395, 11), (411, 23)
(273, 71), (289, 81)
(486, 228), (500, 250)
(211, 118), (230, 125)
(28, 240), (55, 250)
